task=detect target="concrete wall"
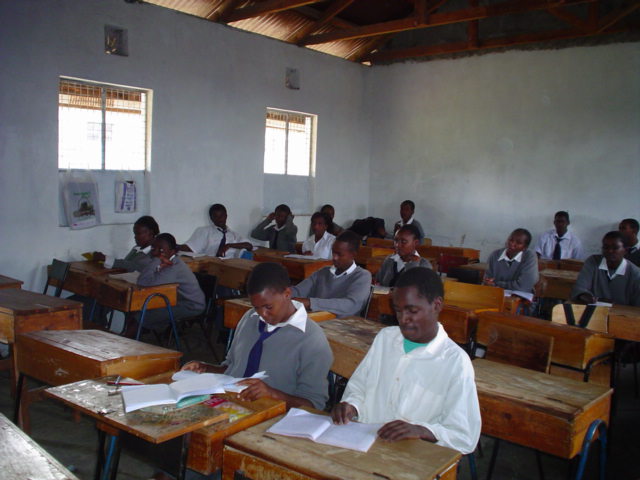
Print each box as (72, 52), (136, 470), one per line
(0, 0), (370, 288)
(366, 43), (640, 259)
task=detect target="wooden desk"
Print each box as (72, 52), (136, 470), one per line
(354, 246), (394, 266)
(444, 281), (504, 313)
(253, 249), (332, 282)
(0, 275), (23, 290)
(367, 280), (459, 321)
(458, 262), (488, 278)
(418, 245), (480, 262)
(223, 415), (460, 480)
(0, 412), (80, 480)
(474, 358), (612, 459)
(539, 268), (579, 300)
(607, 305), (640, 342)
(49, 260), (122, 296)
(364, 256), (437, 277)
(89, 275), (178, 312)
(45, 378), (228, 480)
(189, 257), (258, 291)
(223, 298), (336, 329)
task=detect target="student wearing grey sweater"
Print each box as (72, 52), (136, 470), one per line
(292, 231), (372, 318)
(485, 228), (539, 293)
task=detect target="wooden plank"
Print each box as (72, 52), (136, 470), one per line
(443, 281), (504, 312)
(225, 0), (323, 23)
(354, 246), (394, 266)
(0, 275), (23, 290)
(608, 305), (640, 342)
(0, 289), (82, 316)
(365, 237), (394, 248)
(48, 261), (123, 296)
(418, 245), (480, 261)
(198, 258), (258, 290)
(223, 298), (335, 329)
(291, 0), (357, 44)
(88, 276), (178, 312)
(223, 414), (461, 480)
(0, 413), (80, 480)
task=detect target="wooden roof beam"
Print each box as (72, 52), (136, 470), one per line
(292, 0), (356, 44)
(597, 1), (640, 32)
(301, 0), (596, 45)
(207, 0), (246, 22)
(225, 0), (324, 23)
(547, 7), (591, 31)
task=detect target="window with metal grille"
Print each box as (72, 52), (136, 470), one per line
(58, 78), (149, 170)
(263, 108), (315, 176)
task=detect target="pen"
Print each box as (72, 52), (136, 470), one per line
(107, 381), (143, 386)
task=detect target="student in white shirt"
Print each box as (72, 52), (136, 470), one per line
(535, 211), (583, 260)
(179, 204), (252, 257)
(302, 212), (336, 259)
(331, 267), (481, 454)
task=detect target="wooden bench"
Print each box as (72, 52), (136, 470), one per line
(443, 281), (505, 313)
(0, 275), (23, 290)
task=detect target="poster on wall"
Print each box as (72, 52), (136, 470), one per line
(62, 173), (101, 229)
(115, 180), (136, 213)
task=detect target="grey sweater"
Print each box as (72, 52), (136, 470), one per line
(223, 311), (333, 409)
(113, 247), (153, 272)
(292, 265), (372, 317)
(486, 249), (539, 293)
(138, 256), (205, 312)
(251, 215), (298, 253)
(375, 255), (432, 287)
(571, 255), (640, 306)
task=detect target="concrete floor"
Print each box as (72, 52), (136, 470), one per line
(1, 326), (639, 480)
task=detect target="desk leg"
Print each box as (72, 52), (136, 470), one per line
(94, 429), (106, 480)
(177, 432), (192, 480)
(13, 373), (24, 428)
(105, 434), (121, 480)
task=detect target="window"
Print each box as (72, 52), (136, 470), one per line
(58, 78), (149, 170)
(263, 108), (315, 176)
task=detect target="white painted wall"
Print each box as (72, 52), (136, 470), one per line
(366, 44), (640, 260)
(0, 0), (370, 289)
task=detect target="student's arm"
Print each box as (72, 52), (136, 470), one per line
(180, 226), (206, 254)
(250, 216), (274, 241)
(137, 257), (174, 286)
(301, 236), (314, 254)
(177, 244), (193, 252)
(571, 257), (598, 303)
(309, 269), (372, 317)
(282, 214), (298, 252)
(112, 252), (153, 273)
(291, 274), (316, 300)
(572, 237), (585, 260)
(288, 327), (333, 409)
(236, 379), (313, 409)
(494, 251), (539, 292)
(181, 361), (226, 374)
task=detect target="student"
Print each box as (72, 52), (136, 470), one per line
(292, 231), (372, 317)
(182, 262), (332, 409)
(320, 204), (344, 236)
(393, 200), (425, 244)
(535, 211), (584, 260)
(130, 233), (205, 335)
(179, 204), (253, 257)
(302, 212), (336, 259)
(251, 204), (298, 253)
(484, 228), (539, 293)
(619, 218), (640, 267)
(332, 267), (481, 454)
(93, 215), (159, 272)
(376, 224), (432, 287)
(572, 231), (640, 306)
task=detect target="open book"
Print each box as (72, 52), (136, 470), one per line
(266, 408), (380, 452)
(503, 289), (534, 302)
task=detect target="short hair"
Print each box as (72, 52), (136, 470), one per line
(311, 211), (330, 225)
(247, 262), (291, 294)
(397, 224), (421, 240)
(395, 267), (444, 303)
(401, 200), (415, 211)
(275, 204), (292, 215)
(135, 215), (160, 236)
(603, 231), (625, 244)
(511, 228), (532, 247)
(155, 233), (177, 250)
(335, 230), (361, 253)
(620, 218), (639, 233)
(320, 204), (335, 214)
(554, 211), (570, 223)
(209, 204), (227, 218)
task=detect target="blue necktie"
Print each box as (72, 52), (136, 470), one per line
(243, 321), (279, 377)
(553, 236), (563, 260)
(216, 229), (227, 257)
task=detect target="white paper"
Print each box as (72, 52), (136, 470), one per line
(284, 254), (325, 260)
(504, 290), (534, 302)
(373, 285), (391, 294)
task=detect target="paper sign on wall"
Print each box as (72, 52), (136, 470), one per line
(62, 176), (101, 229)
(115, 180), (136, 213)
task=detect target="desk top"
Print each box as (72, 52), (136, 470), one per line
(0, 413), (80, 480)
(0, 289), (81, 315)
(224, 298), (335, 329)
(45, 378), (228, 444)
(0, 275), (23, 289)
(224, 415), (461, 480)
(539, 269), (580, 281)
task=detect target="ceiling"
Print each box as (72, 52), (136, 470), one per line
(142, 0), (640, 64)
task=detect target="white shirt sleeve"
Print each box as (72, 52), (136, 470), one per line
(184, 226), (209, 254)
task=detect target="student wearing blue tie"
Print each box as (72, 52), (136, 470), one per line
(182, 262), (332, 409)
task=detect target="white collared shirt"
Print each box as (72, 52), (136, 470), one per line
(535, 229), (584, 260)
(498, 249), (523, 263)
(185, 224), (250, 257)
(397, 216), (415, 227)
(302, 231), (336, 260)
(598, 257), (628, 280)
(391, 252), (420, 271)
(104, 245), (152, 268)
(329, 261), (357, 278)
(255, 300), (307, 333)
(629, 241), (640, 253)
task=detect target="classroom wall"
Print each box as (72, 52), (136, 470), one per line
(366, 43), (640, 260)
(0, 0), (370, 289)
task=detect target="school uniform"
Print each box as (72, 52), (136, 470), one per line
(626, 241), (640, 267)
(341, 324), (481, 454)
(375, 253), (432, 287)
(291, 262), (372, 317)
(394, 216), (425, 243)
(104, 245), (153, 272)
(185, 225), (250, 257)
(137, 256), (205, 330)
(571, 255), (640, 306)
(486, 249), (539, 293)
(251, 215), (298, 253)
(224, 301), (333, 409)
(301, 231), (336, 259)
(535, 229), (584, 260)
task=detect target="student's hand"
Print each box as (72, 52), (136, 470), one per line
(293, 297), (311, 310)
(93, 252), (106, 262)
(483, 276), (495, 287)
(267, 212), (276, 222)
(332, 402), (358, 425)
(181, 361), (208, 373)
(219, 244), (231, 257)
(237, 379), (277, 402)
(158, 254), (173, 270)
(378, 420), (436, 442)
(577, 293), (598, 304)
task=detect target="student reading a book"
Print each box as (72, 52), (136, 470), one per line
(302, 212), (336, 259)
(292, 231), (372, 318)
(572, 231), (640, 306)
(375, 224), (432, 287)
(251, 204), (298, 253)
(178, 203), (253, 257)
(484, 228), (539, 293)
(332, 267), (481, 454)
(182, 262), (333, 409)
(93, 215), (159, 272)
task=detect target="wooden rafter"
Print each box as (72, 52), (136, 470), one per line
(296, 5), (355, 29)
(301, 0), (597, 45)
(207, 0), (245, 22)
(468, 0), (479, 48)
(547, 7), (591, 31)
(291, 0), (356, 44)
(225, 0), (323, 23)
(350, 34), (394, 63)
(597, 1), (640, 32)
